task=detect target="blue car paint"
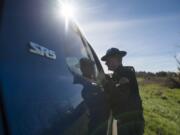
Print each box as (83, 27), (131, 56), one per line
(0, 0), (107, 135)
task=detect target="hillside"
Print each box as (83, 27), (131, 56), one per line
(138, 78), (180, 135)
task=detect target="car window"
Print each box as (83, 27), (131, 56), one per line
(61, 23), (110, 135)
(64, 24), (100, 83)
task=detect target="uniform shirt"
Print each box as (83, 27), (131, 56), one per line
(106, 66), (143, 120)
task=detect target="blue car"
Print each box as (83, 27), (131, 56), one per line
(0, 0), (111, 135)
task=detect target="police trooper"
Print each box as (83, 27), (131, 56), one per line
(101, 48), (144, 135)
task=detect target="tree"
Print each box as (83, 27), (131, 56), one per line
(175, 54), (180, 80)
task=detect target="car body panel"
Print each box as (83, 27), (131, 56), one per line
(0, 0), (106, 135)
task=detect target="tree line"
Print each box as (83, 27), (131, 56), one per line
(136, 71), (178, 78)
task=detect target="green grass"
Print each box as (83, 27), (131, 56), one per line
(139, 81), (180, 135)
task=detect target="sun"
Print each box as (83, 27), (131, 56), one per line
(57, 1), (78, 31)
(61, 2), (75, 19)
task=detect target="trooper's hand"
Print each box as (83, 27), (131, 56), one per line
(103, 78), (116, 94)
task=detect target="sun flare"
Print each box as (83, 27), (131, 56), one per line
(61, 2), (75, 19)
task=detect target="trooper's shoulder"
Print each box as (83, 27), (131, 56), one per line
(121, 66), (135, 73)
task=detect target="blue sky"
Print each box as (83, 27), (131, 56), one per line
(71, 0), (180, 73)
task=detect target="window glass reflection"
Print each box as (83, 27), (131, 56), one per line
(62, 26), (110, 135)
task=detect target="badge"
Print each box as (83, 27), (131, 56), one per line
(115, 77), (129, 87)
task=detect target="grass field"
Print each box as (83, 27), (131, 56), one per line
(138, 78), (180, 135)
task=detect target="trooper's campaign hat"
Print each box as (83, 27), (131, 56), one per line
(101, 48), (127, 61)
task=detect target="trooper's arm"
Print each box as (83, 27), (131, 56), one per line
(102, 74), (117, 94)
